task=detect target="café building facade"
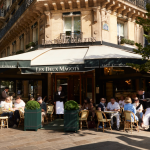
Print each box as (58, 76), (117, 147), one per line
(0, 0), (149, 104)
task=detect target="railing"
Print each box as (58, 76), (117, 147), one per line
(0, 0), (34, 40)
(124, 0), (150, 9)
(60, 32), (83, 42)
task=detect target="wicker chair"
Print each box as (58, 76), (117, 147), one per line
(18, 110), (24, 127)
(46, 105), (54, 123)
(124, 110), (139, 133)
(79, 110), (89, 130)
(0, 116), (8, 129)
(95, 110), (112, 132)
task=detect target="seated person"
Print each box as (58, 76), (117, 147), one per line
(30, 97), (35, 101)
(133, 97), (143, 122)
(124, 97), (138, 122)
(13, 95), (25, 128)
(107, 97), (120, 131)
(81, 97), (95, 118)
(1, 96), (13, 119)
(98, 98), (106, 111)
(119, 96), (125, 108)
(141, 101), (150, 130)
(98, 98), (107, 128)
(37, 97), (47, 127)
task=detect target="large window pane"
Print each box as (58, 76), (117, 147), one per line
(64, 17), (72, 31)
(74, 16), (80, 32)
(120, 23), (124, 36)
(117, 23), (119, 36)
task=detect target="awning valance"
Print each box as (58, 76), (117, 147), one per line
(84, 46), (146, 68)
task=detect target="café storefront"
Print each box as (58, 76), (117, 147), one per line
(0, 40), (148, 104)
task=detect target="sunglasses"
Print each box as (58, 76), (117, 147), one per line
(134, 99), (138, 101)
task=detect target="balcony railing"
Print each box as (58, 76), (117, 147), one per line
(0, 0), (34, 40)
(124, 0), (150, 9)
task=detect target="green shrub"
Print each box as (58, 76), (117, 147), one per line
(26, 44), (30, 49)
(121, 38), (135, 45)
(65, 100), (79, 110)
(120, 38), (125, 44)
(26, 42), (35, 49)
(26, 101), (40, 110)
(16, 50), (24, 54)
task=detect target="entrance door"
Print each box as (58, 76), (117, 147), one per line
(56, 76), (80, 103)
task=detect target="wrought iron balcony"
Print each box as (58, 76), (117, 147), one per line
(60, 32), (83, 42)
(0, 0), (34, 40)
(124, 0), (150, 9)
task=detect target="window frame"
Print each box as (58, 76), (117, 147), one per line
(63, 13), (81, 34)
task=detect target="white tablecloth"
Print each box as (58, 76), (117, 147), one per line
(56, 101), (64, 114)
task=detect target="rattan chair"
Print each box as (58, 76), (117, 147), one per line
(79, 110), (89, 130)
(18, 110), (24, 127)
(124, 110), (139, 133)
(95, 110), (112, 132)
(0, 116), (8, 129)
(46, 105), (54, 123)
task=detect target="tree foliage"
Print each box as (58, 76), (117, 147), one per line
(128, 3), (150, 72)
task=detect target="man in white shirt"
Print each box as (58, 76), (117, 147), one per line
(107, 98), (120, 130)
(13, 96), (25, 128)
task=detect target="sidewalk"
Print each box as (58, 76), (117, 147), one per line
(0, 119), (150, 150)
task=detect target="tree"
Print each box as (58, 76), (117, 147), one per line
(128, 3), (150, 72)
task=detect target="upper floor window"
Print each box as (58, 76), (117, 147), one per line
(32, 22), (38, 45)
(12, 40), (16, 54)
(117, 22), (124, 44)
(1, 50), (6, 58)
(7, 46), (10, 56)
(63, 12), (81, 39)
(19, 34), (24, 50)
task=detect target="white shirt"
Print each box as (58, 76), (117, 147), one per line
(133, 103), (143, 113)
(3, 101), (12, 109)
(14, 100), (25, 108)
(119, 100), (125, 107)
(58, 91), (61, 95)
(107, 102), (120, 111)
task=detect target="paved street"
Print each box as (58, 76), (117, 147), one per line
(0, 119), (150, 150)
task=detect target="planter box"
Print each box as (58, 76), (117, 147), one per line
(64, 109), (79, 132)
(24, 108), (41, 131)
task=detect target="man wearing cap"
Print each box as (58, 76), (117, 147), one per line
(37, 97), (47, 127)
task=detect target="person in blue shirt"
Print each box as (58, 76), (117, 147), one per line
(124, 97), (138, 122)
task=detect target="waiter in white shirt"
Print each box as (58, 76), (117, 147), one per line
(54, 86), (65, 118)
(106, 97), (120, 131)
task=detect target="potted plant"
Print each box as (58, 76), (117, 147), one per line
(24, 101), (41, 131)
(120, 38), (135, 48)
(64, 100), (79, 132)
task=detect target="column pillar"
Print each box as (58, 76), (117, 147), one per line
(92, 7), (101, 41)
